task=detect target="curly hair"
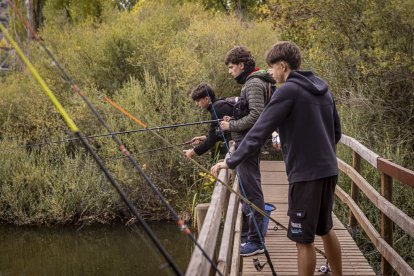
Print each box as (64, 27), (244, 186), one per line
(224, 45), (256, 68)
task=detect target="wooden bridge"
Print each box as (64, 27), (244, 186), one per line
(186, 135), (414, 276)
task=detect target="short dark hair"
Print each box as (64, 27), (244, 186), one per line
(266, 41), (301, 70)
(191, 83), (216, 101)
(224, 45), (256, 68)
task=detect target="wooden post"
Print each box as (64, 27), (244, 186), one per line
(349, 151), (361, 239)
(195, 203), (210, 233)
(381, 172), (393, 276)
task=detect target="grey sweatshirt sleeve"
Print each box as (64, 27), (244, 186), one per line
(229, 79), (265, 132)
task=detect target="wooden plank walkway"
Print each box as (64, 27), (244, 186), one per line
(241, 161), (376, 275)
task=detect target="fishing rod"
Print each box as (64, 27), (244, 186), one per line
(105, 141), (192, 161)
(204, 86), (277, 276)
(104, 97), (283, 229)
(0, 21), (183, 276)
(105, 89), (331, 264)
(6, 4), (223, 274)
(9, 120), (219, 149)
(205, 87), (330, 272)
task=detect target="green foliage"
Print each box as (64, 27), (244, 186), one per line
(268, 0), (414, 164)
(0, 139), (117, 225)
(267, 0), (413, 272)
(0, 0), (277, 224)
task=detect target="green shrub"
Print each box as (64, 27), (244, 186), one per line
(0, 0), (277, 224)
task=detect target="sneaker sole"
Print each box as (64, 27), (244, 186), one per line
(240, 248), (264, 257)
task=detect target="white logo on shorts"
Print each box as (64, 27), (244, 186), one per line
(291, 222), (302, 228)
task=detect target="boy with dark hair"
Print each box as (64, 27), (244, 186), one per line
(220, 45), (275, 256)
(184, 83), (233, 159)
(212, 41), (342, 275)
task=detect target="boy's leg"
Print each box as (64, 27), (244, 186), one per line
(236, 151), (264, 244)
(287, 180), (322, 274)
(317, 175), (342, 275)
(297, 242), (316, 276)
(321, 229), (342, 276)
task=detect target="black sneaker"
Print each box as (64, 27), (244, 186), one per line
(240, 241), (264, 257)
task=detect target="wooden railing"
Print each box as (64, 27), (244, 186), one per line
(338, 135), (414, 276)
(186, 143), (242, 276)
(187, 135), (413, 275)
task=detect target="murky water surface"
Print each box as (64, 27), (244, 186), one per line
(0, 222), (192, 275)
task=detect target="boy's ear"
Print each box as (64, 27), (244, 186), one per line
(239, 63), (245, 70)
(281, 61), (290, 72)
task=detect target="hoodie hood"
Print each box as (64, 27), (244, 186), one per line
(246, 69), (276, 84)
(287, 71), (328, 95)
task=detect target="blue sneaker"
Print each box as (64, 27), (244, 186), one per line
(240, 241), (264, 257)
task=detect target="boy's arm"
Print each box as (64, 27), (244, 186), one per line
(333, 98), (342, 144)
(226, 89), (294, 169)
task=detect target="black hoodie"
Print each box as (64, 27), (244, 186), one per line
(226, 71), (341, 183)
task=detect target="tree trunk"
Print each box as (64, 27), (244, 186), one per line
(25, 0), (34, 40)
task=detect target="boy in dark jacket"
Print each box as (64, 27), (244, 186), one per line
(220, 45), (275, 256)
(212, 41), (342, 275)
(184, 83), (233, 159)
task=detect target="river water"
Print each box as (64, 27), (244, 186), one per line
(0, 222), (192, 275)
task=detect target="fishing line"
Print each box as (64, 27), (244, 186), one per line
(6, 120), (219, 150)
(0, 21), (183, 276)
(7, 2), (328, 271)
(204, 86), (277, 275)
(5, 5), (223, 274)
(104, 141), (192, 161)
(105, 97), (289, 233)
(205, 86), (329, 264)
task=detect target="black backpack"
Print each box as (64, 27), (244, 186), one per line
(219, 81), (275, 120)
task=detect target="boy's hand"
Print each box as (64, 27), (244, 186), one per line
(183, 149), (195, 159)
(211, 161), (228, 177)
(223, 116), (231, 122)
(191, 136), (206, 145)
(219, 121), (230, 131)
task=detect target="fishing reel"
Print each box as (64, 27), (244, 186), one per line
(318, 260), (330, 274)
(253, 258), (267, 271)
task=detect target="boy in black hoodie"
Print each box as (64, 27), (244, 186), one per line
(212, 41), (342, 275)
(184, 83), (232, 159)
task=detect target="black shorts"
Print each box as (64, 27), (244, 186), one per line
(287, 175), (338, 243)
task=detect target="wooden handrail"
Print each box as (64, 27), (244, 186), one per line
(335, 186), (414, 276)
(340, 135), (379, 167)
(378, 157), (414, 188)
(230, 204), (242, 276)
(186, 144), (235, 276)
(216, 176), (240, 275)
(339, 134), (414, 275)
(337, 159), (414, 238)
(186, 166), (229, 276)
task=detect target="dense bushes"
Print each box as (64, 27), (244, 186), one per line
(0, 0), (277, 224)
(266, 0), (413, 271)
